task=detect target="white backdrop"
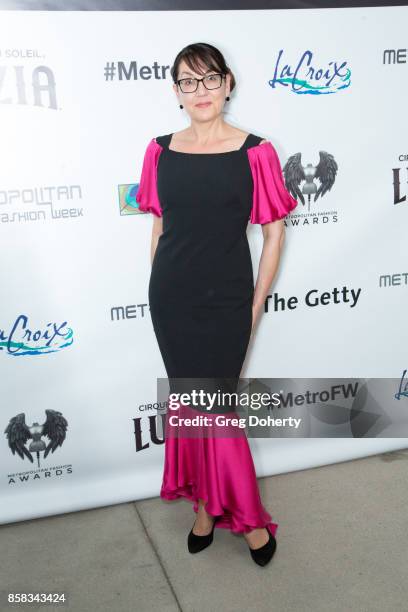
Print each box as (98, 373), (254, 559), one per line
(1, 6), (407, 524)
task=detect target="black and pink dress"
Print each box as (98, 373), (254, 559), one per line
(136, 132), (297, 537)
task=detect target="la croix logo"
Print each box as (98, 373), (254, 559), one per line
(269, 49), (351, 95)
(0, 314), (73, 356)
(395, 369), (408, 400)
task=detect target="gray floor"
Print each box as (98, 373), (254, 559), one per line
(2, 449), (408, 611)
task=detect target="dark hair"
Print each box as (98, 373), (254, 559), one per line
(170, 42), (236, 93)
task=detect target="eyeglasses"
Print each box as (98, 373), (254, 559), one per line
(176, 73), (226, 93)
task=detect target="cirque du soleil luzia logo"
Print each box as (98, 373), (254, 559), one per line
(0, 315), (73, 357)
(269, 49), (351, 94)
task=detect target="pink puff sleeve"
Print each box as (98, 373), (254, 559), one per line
(247, 141), (297, 224)
(135, 138), (163, 217)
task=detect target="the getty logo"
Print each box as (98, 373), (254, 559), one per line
(0, 315), (73, 357)
(269, 50), (351, 95)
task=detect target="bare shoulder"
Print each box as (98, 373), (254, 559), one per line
(233, 128), (251, 139)
(172, 128), (189, 139)
(169, 129), (189, 146)
(228, 129), (251, 147)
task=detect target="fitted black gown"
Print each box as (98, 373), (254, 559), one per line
(136, 131), (297, 534)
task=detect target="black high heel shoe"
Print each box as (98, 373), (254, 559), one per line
(187, 515), (218, 554)
(247, 527), (277, 567)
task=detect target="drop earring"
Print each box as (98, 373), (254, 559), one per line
(179, 104), (183, 109)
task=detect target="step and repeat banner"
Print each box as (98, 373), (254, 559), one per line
(1, 2), (407, 524)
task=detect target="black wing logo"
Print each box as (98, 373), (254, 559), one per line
(283, 151), (338, 212)
(283, 152), (306, 205)
(4, 409), (68, 468)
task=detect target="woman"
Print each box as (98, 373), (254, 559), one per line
(136, 42), (297, 567)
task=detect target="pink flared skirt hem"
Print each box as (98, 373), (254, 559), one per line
(159, 403), (278, 537)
